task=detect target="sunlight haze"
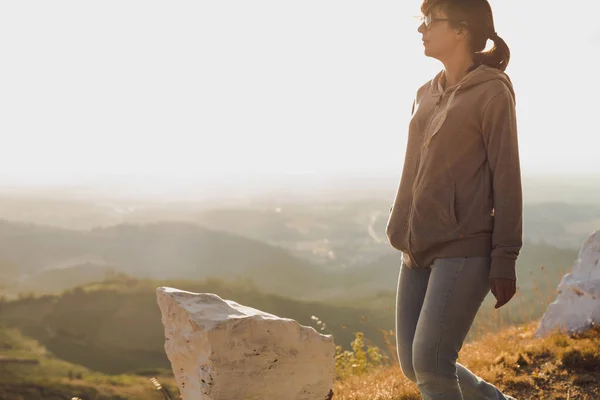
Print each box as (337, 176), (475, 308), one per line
(1, 1), (599, 191)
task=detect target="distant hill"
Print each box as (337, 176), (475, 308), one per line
(328, 240), (577, 300)
(0, 217), (582, 317)
(13, 262), (127, 295)
(521, 202), (600, 248)
(0, 220), (336, 299)
(0, 195), (597, 268)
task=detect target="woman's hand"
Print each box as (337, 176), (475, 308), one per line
(489, 278), (516, 309)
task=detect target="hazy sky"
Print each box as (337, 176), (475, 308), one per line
(1, 1), (599, 187)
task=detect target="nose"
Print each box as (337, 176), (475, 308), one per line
(417, 22), (426, 34)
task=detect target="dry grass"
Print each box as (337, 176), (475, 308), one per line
(333, 366), (421, 400)
(332, 321), (600, 399)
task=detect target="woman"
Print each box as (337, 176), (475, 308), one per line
(386, 0), (522, 399)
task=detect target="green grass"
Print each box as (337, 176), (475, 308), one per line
(0, 327), (178, 400)
(0, 277), (393, 375)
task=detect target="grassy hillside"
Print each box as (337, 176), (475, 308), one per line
(0, 235), (580, 378)
(0, 277), (392, 375)
(3, 315), (599, 399)
(0, 327), (178, 400)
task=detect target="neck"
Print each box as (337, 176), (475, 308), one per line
(441, 52), (475, 89)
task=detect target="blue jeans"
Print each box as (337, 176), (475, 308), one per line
(395, 256), (516, 400)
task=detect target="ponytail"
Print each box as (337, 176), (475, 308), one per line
(474, 32), (511, 71)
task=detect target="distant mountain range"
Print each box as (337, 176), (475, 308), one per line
(0, 216), (582, 315)
(0, 219), (336, 299)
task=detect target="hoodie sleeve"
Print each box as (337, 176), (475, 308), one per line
(481, 89), (523, 281)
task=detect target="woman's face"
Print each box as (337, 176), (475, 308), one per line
(418, 7), (461, 60)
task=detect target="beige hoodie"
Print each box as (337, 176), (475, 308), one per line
(386, 64), (522, 280)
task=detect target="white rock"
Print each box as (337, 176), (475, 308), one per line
(156, 287), (335, 400)
(536, 230), (600, 337)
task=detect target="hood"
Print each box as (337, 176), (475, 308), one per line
(421, 64), (515, 149)
(430, 64), (515, 100)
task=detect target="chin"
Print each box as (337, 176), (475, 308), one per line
(423, 48), (440, 60)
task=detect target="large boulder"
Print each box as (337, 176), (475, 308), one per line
(536, 230), (600, 337)
(156, 287), (335, 400)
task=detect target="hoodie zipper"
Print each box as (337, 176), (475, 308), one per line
(424, 84), (463, 149)
(405, 93), (444, 268)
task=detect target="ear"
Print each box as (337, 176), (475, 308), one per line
(455, 21), (470, 40)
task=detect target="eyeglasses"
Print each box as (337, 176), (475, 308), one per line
(414, 14), (450, 29)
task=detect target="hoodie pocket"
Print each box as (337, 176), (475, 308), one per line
(387, 203), (410, 252)
(410, 180), (459, 253)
